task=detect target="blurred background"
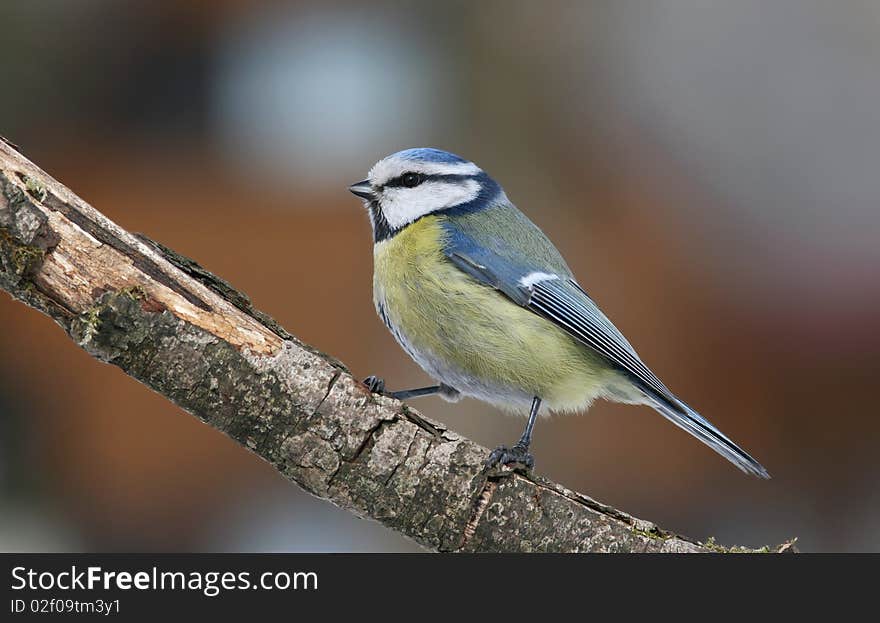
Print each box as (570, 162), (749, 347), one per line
(1, 0), (878, 552)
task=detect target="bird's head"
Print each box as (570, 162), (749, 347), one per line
(349, 148), (501, 241)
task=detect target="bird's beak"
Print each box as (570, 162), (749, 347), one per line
(348, 180), (374, 200)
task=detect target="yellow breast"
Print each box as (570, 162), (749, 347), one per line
(372, 216), (613, 413)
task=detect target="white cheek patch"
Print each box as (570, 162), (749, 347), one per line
(369, 158), (481, 186)
(380, 179), (481, 229)
(518, 272), (560, 288)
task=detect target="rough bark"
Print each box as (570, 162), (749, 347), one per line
(0, 139), (794, 553)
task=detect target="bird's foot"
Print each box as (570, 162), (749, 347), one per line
(363, 375), (386, 394)
(485, 443), (535, 471)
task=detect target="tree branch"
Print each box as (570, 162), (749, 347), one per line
(0, 140), (793, 553)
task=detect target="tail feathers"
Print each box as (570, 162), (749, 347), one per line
(644, 390), (770, 479)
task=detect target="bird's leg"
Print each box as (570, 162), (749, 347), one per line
(362, 376), (442, 400)
(516, 396), (541, 450)
(362, 375), (386, 394)
(389, 386), (442, 400)
(486, 396), (541, 470)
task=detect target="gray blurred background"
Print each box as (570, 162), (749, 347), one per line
(1, 0), (878, 552)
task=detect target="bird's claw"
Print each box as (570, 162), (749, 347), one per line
(485, 443), (535, 471)
(363, 375), (386, 394)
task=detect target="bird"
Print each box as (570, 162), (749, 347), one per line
(349, 147), (769, 478)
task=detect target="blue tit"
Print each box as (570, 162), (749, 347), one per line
(349, 147), (769, 478)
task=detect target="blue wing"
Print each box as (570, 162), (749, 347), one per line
(442, 222), (769, 478)
(443, 226), (671, 401)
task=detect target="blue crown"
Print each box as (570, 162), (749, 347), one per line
(392, 147), (469, 164)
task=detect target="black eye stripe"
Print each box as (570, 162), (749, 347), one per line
(370, 170), (499, 242)
(382, 173), (477, 188)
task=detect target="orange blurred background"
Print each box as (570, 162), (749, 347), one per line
(1, 1), (878, 552)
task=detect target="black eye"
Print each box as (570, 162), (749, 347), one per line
(401, 172), (422, 188)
